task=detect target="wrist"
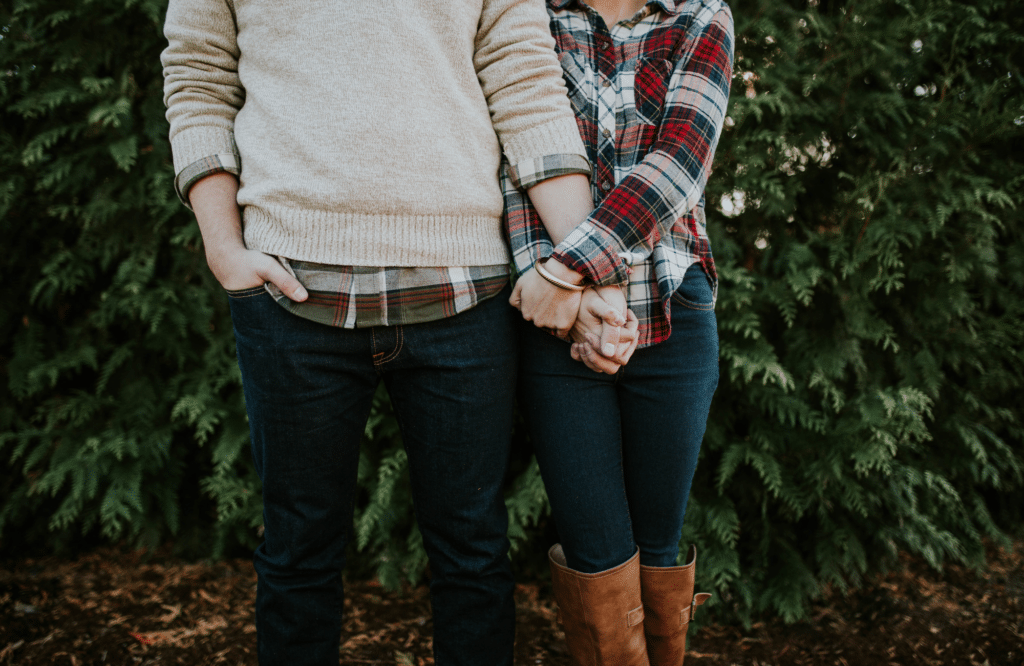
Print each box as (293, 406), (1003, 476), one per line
(535, 259), (585, 292)
(595, 282), (628, 301)
(205, 239), (247, 262)
(538, 257), (584, 287)
(204, 240), (250, 279)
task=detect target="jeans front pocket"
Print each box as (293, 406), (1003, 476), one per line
(225, 284), (269, 299)
(226, 285), (277, 340)
(671, 264), (715, 311)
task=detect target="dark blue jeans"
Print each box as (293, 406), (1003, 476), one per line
(518, 265), (719, 573)
(228, 286), (518, 666)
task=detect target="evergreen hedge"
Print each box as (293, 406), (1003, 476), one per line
(1, 0), (1022, 623)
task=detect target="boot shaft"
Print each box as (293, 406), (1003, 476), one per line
(639, 546), (711, 666)
(548, 544), (650, 666)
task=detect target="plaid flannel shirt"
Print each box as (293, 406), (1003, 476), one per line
(503, 0), (734, 347)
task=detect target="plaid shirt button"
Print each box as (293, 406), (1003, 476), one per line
(602, 128), (611, 137)
(601, 181), (612, 191)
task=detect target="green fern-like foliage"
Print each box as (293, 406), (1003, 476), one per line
(690, 0), (1024, 623)
(0, 0), (1021, 625)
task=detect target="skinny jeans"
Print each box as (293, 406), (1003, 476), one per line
(518, 265), (719, 573)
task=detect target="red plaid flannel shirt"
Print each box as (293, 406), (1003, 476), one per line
(503, 0), (734, 347)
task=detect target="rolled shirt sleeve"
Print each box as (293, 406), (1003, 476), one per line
(172, 152), (241, 207)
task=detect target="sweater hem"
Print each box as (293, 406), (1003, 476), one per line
(242, 205), (512, 267)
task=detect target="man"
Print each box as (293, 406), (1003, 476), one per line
(161, 0), (605, 664)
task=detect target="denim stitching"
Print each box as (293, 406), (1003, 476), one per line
(378, 325), (404, 365)
(371, 327), (404, 367)
(371, 329), (383, 362)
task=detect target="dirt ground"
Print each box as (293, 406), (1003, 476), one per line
(1, 540), (1021, 665)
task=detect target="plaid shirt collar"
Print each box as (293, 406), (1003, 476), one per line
(547, 0), (680, 15)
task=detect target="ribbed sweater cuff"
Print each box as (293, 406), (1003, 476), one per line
(170, 125), (238, 175)
(502, 116), (589, 169)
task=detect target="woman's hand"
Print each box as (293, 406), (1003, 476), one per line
(509, 261), (585, 338)
(569, 286), (640, 374)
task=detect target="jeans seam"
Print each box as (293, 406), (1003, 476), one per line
(617, 444), (636, 548)
(378, 325), (404, 365)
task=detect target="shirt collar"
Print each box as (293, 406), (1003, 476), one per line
(547, 0), (681, 15)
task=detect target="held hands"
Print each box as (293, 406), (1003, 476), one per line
(510, 257), (640, 374)
(569, 286), (640, 374)
(509, 260), (585, 338)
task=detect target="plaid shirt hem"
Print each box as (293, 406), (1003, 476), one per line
(265, 260), (510, 328)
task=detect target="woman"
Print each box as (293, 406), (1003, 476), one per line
(505, 1), (734, 664)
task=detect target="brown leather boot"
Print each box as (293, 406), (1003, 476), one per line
(547, 544), (650, 666)
(639, 546), (712, 666)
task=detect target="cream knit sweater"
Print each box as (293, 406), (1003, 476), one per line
(162, 0), (587, 267)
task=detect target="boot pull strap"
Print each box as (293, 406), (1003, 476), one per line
(688, 592), (712, 622)
(626, 605), (645, 627)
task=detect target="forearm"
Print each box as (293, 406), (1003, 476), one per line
(189, 172), (244, 258)
(186, 172), (307, 301)
(550, 122), (725, 286)
(509, 172), (594, 332)
(525, 173), (594, 246)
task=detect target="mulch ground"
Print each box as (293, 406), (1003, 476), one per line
(1, 541), (1021, 665)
